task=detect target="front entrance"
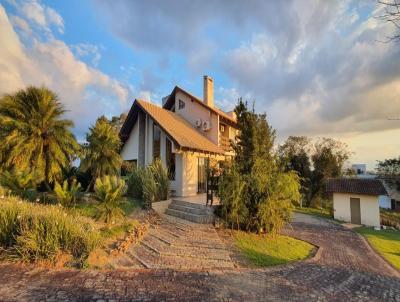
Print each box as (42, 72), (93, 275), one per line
(350, 198), (361, 224)
(197, 157), (209, 193)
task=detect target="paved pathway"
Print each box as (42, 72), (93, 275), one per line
(0, 213), (399, 301)
(283, 213), (400, 277)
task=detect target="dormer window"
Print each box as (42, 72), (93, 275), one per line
(178, 99), (185, 110)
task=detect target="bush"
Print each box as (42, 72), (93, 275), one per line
(126, 160), (169, 204)
(127, 166), (144, 199)
(141, 169), (157, 209)
(0, 169), (37, 200)
(94, 175), (126, 223)
(381, 209), (400, 230)
(149, 159), (169, 201)
(0, 185), (5, 197)
(54, 179), (82, 207)
(0, 197), (100, 266)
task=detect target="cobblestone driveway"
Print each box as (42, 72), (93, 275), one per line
(0, 213), (399, 302)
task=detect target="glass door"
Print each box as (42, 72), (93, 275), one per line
(197, 157), (208, 193)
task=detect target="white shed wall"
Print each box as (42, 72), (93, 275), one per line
(333, 193), (380, 227)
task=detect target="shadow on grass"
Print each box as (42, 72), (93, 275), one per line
(239, 248), (291, 267)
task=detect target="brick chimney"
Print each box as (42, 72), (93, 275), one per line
(203, 75), (214, 108)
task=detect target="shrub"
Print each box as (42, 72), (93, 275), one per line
(381, 209), (400, 230)
(0, 197), (100, 266)
(149, 159), (169, 201)
(54, 179), (82, 207)
(127, 160), (169, 204)
(0, 185), (6, 198)
(94, 175), (126, 223)
(127, 166), (144, 199)
(0, 169), (37, 201)
(218, 165), (247, 229)
(141, 169), (157, 209)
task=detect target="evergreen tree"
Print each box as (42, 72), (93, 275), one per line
(220, 99), (301, 235)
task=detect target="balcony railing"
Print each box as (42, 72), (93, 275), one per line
(219, 135), (233, 152)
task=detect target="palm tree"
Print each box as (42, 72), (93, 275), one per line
(0, 86), (79, 191)
(80, 117), (122, 191)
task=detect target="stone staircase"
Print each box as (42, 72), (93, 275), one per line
(165, 199), (216, 224)
(110, 215), (234, 270)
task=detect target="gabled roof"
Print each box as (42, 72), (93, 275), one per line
(120, 99), (225, 155)
(162, 86), (238, 127)
(326, 178), (387, 196)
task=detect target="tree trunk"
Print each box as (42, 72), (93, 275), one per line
(44, 181), (52, 192)
(86, 177), (95, 193)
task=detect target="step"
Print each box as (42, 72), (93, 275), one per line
(140, 235), (232, 261)
(168, 203), (208, 215)
(165, 208), (214, 224)
(171, 199), (210, 210)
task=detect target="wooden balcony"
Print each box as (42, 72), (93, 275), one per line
(219, 135), (233, 152)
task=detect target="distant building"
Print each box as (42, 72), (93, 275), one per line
(352, 164), (366, 175)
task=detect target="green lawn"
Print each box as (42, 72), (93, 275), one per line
(294, 206), (332, 219)
(355, 226), (400, 270)
(234, 231), (314, 267)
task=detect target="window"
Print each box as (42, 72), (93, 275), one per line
(166, 137), (175, 180)
(220, 124), (225, 132)
(153, 124), (161, 160)
(178, 99), (185, 110)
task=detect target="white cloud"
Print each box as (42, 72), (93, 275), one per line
(72, 43), (102, 66)
(45, 6), (64, 34)
(0, 4), (130, 138)
(17, 0), (64, 34)
(10, 15), (31, 34)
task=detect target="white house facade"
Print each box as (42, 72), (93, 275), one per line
(119, 76), (237, 197)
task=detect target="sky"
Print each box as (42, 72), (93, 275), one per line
(1, 0), (400, 170)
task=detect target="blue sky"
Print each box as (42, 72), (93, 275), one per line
(1, 0), (400, 169)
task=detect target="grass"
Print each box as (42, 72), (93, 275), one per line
(294, 206), (332, 219)
(234, 231), (314, 267)
(355, 226), (400, 270)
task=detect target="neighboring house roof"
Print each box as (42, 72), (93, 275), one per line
(326, 178), (387, 196)
(120, 99), (225, 155)
(380, 178), (400, 201)
(162, 86), (238, 127)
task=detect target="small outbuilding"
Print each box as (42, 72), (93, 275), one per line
(326, 178), (387, 227)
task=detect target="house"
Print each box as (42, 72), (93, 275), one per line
(379, 179), (400, 211)
(119, 76), (238, 197)
(351, 164), (366, 175)
(326, 178), (387, 227)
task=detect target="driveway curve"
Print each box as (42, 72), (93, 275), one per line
(0, 213), (399, 301)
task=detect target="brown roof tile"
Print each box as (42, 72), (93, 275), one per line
(326, 178), (387, 196)
(134, 99), (225, 154)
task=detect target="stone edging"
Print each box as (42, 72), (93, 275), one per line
(354, 230), (400, 278)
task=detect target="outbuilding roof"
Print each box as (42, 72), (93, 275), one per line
(326, 178), (387, 196)
(120, 99), (225, 155)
